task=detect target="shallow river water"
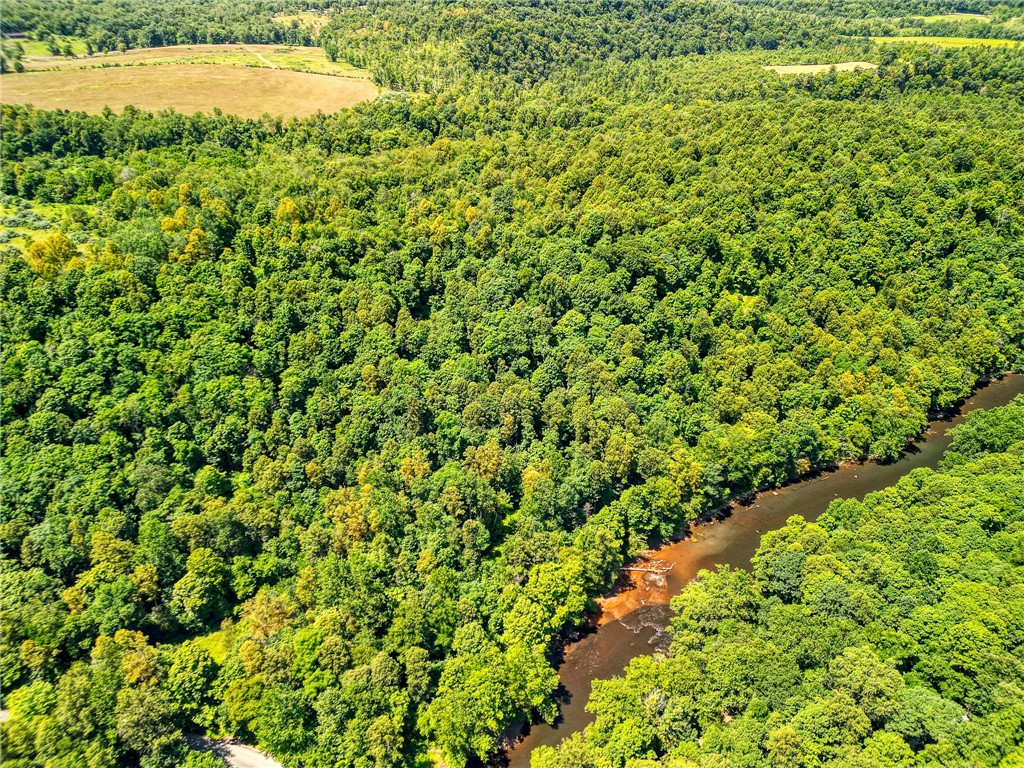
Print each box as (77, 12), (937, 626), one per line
(504, 373), (1024, 767)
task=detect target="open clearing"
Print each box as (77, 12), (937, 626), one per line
(765, 61), (877, 74)
(870, 35), (1023, 47)
(0, 65), (379, 118)
(274, 11), (331, 31)
(16, 43), (366, 77)
(12, 37), (90, 57)
(913, 12), (992, 23)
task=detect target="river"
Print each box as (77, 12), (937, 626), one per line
(503, 373), (1024, 767)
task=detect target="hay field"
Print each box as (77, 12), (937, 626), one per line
(0, 64), (379, 118)
(765, 61), (878, 75)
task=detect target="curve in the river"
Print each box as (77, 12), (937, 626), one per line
(503, 373), (1024, 767)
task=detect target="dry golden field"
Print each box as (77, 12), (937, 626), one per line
(1, 64), (379, 118)
(912, 12), (992, 22)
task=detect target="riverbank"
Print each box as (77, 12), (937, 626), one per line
(503, 373), (1024, 767)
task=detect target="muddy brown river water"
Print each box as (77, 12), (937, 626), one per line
(504, 373), (1024, 767)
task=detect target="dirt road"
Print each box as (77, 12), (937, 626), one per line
(186, 735), (282, 768)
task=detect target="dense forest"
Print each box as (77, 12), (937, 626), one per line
(533, 396), (1024, 768)
(2, 1), (1024, 767)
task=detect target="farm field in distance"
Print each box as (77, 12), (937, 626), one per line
(0, 64), (379, 118)
(0, 43), (378, 117)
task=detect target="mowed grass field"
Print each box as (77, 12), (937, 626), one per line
(0, 64), (379, 118)
(766, 61), (877, 74)
(870, 36), (1023, 47)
